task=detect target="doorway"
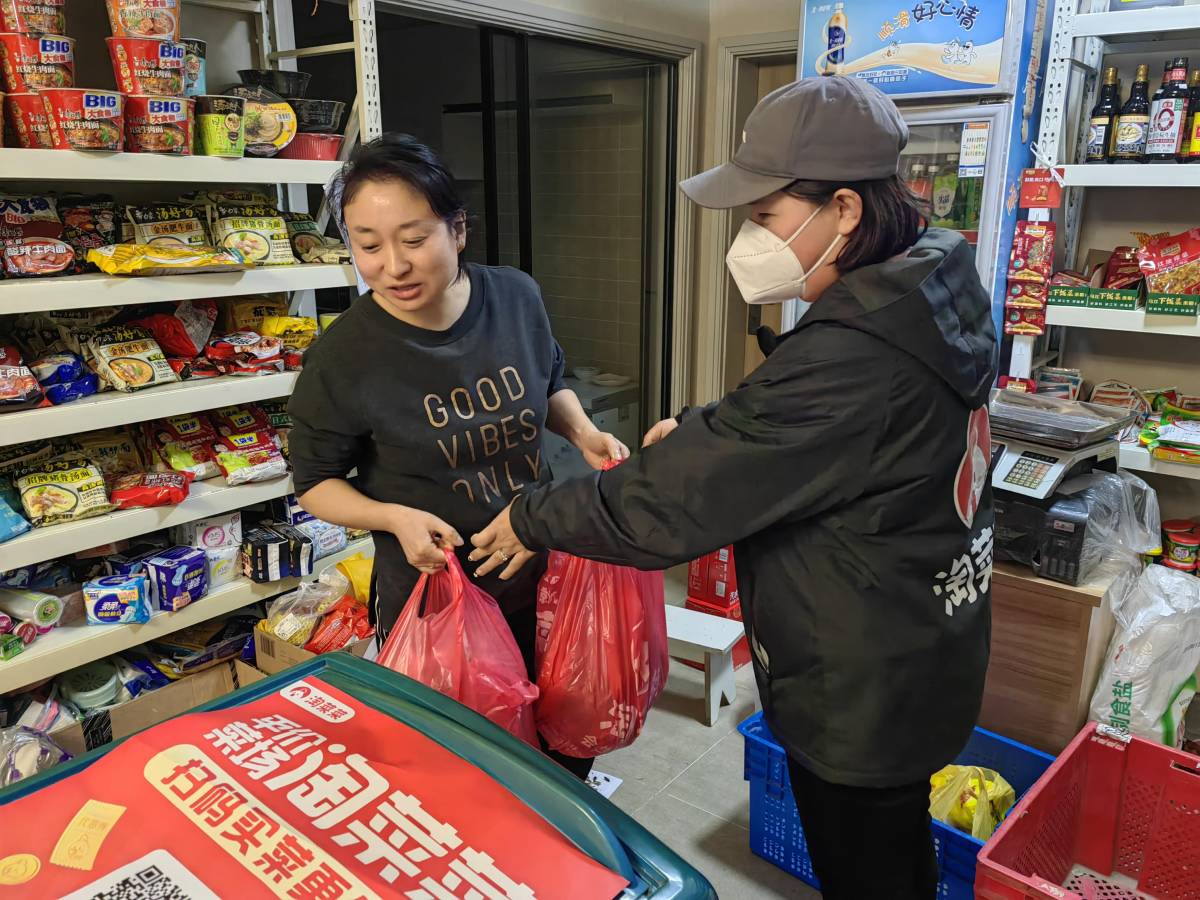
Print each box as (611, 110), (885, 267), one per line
(293, 9), (676, 461)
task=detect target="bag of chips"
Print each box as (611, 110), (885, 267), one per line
(16, 455), (112, 527)
(110, 471), (193, 509)
(131, 299), (218, 358)
(213, 430), (287, 485)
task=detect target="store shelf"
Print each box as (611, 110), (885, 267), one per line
(0, 373), (298, 448)
(0, 264), (356, 315)
(1119, 444), (1200, 481)
(0, 149), (341, 184)
(0, 537), (374, 693)
(1072, 8), (1200, 42)
(1058, 165), (1200, 189)
(1046, 306), (1200, 337)
(0, 475), (294, 572)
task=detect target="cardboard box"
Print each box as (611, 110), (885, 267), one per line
(690, 546), (738, 608)
(172, 511), (243, 550)
(253, 627), (372, 676)
(48, 660), (238, 756)
(687, 556), (708, 596)
(1145, 292), (1200, 317)
(1048, 285), (1089, 307)
(677, 597), (750, 671)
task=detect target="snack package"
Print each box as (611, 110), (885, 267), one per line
(16, 455), (110, 527)
(167, 356), (222, 380)
(1137, 228), (1200, 295)
(281, 211), (324, 259)
(0, 194), (72, 278)
(86, 243), (250, 276)
(170, 510), (241, 549)
(55, 427), (144, 487)
(1005, 281), (1048, 309)
(207, 203), (295, 266)
(29, 351), (83, 386)
(243, 527), (288, 582)
(59, 195), (118, 273)
(144, 545), (207, 612)
(298, 237), (351, 265)
(210, 404), (271, 436)
(110, 471), (191, 509)
(3, 236), (74, 277)
(143, 414), (221, 481)
(130, 298), (217, 358)
(0, 442), (52, 483)
(0, 344), (44, 411)
(1104, 246), (1142, 290)
(258, 399), (292, 456)
(212, 429), (287, 485)
(259, 315), (317, 351)
(125, 202), (208, 248)
(0, 491), (30, 544)
(204, 545), (239, 589)
(262, 570), (350, 645)
(1004, 306), (1046, 336)
(181, 188), (273, 207)
(83, 574), (151, 625)
(303, 594), (372, 654)
(205, 332), (284, 375)
(43, 374), (99, 405)
(1007, 221), (1056, 284)
(88, 324), (179, 392)
(221, 294), (288, 333)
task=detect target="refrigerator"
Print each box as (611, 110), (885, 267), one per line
(794, 0), (1054, 340)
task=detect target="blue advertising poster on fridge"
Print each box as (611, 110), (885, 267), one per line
(799, 0), (1014, 97)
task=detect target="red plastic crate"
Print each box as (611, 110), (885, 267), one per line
(677, 597), (750, 671)
(976, 723), (1200, 899)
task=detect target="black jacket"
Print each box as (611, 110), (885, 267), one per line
(511, 229), (998, 787)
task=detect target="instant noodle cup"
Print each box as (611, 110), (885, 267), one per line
(182, 38), (205, 97)
(105, 0), (179, 40)
(40, 88), (123, 151)
(1, 0), (66, 35)
(195, 94), (243, 157)
(224, 83), (295, 157)
(124, 94), (191, 154)
(107, 37), (184, 96)
(6, 92), (51, 148)
(0, 33), (73, 93)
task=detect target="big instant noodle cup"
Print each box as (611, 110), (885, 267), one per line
(107, 37), (184, 96)
(5, 91), (51, 147)
(41, 88), (123, 151)
(182, 38), (204, 97)
(0, 0), (66, 35)
(105, 0), (179, 40)
(124, 94), (191, 154)
(0, 33), (73, 93)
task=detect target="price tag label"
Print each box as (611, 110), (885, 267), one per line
(958, 122), (991, 178)
(1019, 168), (1064, 208)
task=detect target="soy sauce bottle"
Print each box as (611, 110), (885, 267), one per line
(1185, 69), (1200, 163)
(1112, 64), (1151, 163)
(1146, 57), (1191, 162)
(1086, 66), (1121, 163)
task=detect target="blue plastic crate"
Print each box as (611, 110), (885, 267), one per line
(738, 712), (1054, 899)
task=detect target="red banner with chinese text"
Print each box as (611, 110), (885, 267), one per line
(0, 676), (628, 899)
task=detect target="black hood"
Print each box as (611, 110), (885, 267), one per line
(794, 228), (998, 407)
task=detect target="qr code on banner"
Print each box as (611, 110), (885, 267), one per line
(60, 850), (219, 900)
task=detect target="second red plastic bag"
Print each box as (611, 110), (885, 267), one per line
(535, 550), (668, 757)
(377, 551), (539, 746)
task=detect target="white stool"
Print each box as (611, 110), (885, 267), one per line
(665, 605), (745, 726)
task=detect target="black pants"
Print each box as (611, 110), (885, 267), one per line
(505, 602), (595, 782)
(787, 757), (938, 900)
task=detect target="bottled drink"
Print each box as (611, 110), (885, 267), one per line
(1146, 57), (1190, 162)
(1112, 64), (1151, 163)
(1086, 66), (1121, 163)
(931, 153), (961, 228)
(1185, 69), (1200, 163)
(909, 161), (932, 203)
(825, 2), (848, 76)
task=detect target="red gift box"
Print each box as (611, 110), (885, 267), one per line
(689, 546), (738, 607)
(677, 597), (750, 670)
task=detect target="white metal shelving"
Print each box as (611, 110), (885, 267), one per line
(0, 373), (298, 448)
(1057, 165), (1200, 189)
(1045, 306), (1200, 338)
(0, 537), (375, 693)
(0, 149), (341, 185)
(1119, 444), (1200, 482)
(1071, 8), (1200, 42)
(0, 265), (356, 315)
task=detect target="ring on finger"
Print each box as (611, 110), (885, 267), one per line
(494, 549), (510, 562)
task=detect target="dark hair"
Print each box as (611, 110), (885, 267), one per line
(339, 133), (466, 230)
(784, 175), (927, 273)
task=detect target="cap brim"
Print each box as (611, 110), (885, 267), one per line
(679, 160), (795, 209)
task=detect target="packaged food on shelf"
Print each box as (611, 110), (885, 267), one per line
(210, 403), (270, 436)
(123, 94), (192, 154)
(181, 38), (204, 96)
(203, 544), (238, 588)
(213, 428), (286, 485)
(144, 545), (206, 612)
(0, 343), (44, 411)
(206, 203), (295, 265)
(260, 315), (316, 350)
(204, 332), (284, 375)
(1005, 281), (1048, 309)
(0, 491), (30, 544)
(142, 416), (220, 481)
(237, 68), (310, 97)
(194, 93), (244, 157)
(0, 193), (71, 278)
(221, 294), (287, 333)
(126, 202), (208, 248)
(15, 454), (110, 526)
(54, 426), (144, 487)
(87, 242), (249, 275)
(1, 0), (67, 35)
(59, 195), (118, 273)
(0, 33), (73, 92)
(109, 471), (191, 509)
(281, 210), (323, 258)
(166, 356), (220, 380)
(288, 98), (344, 134)
(170, 509), (241, 549)
(278, 133), (341, 161)
(1137, 227), (1200, 295)
(0, 633), (22, 659)
(130, 298), (217, 357)
(1104, 246), (1143, 289)
(107, 37), (185, 96)
(1007, 221), (1056, 283)
(223, 83), (295, 157)
(105, 0), (180, 41)
(260, 570), (348, 646)
(1005, 305), (1047, 335)
(0, 442), (52, 482)
(83, 573), (151, 624)
(298, 236), (350, 264)
(5, 91), (51, 147)
(303, 593), (371, 653)
(89, 323), (178, 392)
(41, 88), (123, 151)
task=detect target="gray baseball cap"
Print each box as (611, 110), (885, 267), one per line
(680, 76), (909, 209)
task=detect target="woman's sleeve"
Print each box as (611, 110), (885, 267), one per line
(511, 325), (888, 569)
(548, 338), (566, 397)
(287, 355), (368, 496)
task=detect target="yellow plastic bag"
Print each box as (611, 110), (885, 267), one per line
(336, 553), (374, 605)
(929, 765), (1015, 840)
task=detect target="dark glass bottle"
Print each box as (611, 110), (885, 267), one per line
(1184, 69), (1200, 163)
(1146, 57), (1190, 162)
(1086, 67), (1120, 163)
(1112, 64), (1151, 164)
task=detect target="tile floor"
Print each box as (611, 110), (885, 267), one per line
(593, 572), (820, 899)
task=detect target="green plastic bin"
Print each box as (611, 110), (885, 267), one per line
(0, 653), (715, 900)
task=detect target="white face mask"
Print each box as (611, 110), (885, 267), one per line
(726, 204), (843, 305)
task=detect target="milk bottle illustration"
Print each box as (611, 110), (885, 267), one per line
(825, 3), (849, 74)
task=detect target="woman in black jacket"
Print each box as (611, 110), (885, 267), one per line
(469, 76), (998, 900)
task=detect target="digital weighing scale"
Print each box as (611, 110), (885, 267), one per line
(991, 437), (1119, 500)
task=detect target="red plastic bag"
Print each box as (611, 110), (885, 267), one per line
(377, 552), (539, 746)
(534, 550), (669, 757)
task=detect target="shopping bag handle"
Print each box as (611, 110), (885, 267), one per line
(413, 548), (466, 618)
